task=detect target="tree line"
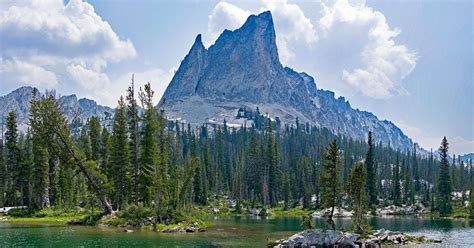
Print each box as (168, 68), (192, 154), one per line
(0, 83), (473, 226)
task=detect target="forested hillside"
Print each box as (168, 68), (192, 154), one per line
(0, 84), (473, 223)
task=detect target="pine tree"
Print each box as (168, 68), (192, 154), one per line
(0, 134), (5, 207)
(365, 131), (377, 208)
(138, 83), (159, 207)
(111, 97), (131, 210)
(32, 137), (50, 209)
(126, 75), (140, 205)
(5, 111), (20, 206)
(88, 116), (101, 162)
(436, 136), (452, 216)
(321, 139), (340, 230)
(392, 154), (401, 206)
(79, 127), (92, 160)
(347, 163), (367, 234)
(99, 127), (112, 179)
(18, 133), (33, 206)
(267, 119), (279, 207)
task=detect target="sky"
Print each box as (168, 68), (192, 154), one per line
(0, 0), (472, 155)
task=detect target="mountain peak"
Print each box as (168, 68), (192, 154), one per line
(192, 34), (204, 50)
(160, 10), (414, 151)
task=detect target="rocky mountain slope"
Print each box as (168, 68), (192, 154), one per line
(0, 86), (113, 131)
(161, 11), (414, 151)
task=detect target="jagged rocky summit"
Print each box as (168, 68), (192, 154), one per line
(0, 86), (114, 131)
(160, 11), (414, 151)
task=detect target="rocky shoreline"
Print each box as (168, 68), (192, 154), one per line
(272, 229), (441, 248)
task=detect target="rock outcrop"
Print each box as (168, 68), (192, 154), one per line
(273, 229), (440, 248)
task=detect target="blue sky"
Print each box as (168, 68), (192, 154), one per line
(0, 0), (472, 155)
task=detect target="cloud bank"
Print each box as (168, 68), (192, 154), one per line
(0, 0), (137, 105)
(207, 0), (417, 99)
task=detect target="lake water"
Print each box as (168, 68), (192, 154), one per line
(0, 216), (473, 247)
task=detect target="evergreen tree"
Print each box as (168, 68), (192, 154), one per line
(0, 134), (5, 207)
(267, 120), (279, 207)
(99, 127), (112, 179)
(87, 116), (101, 162)
(18, 133), (33, 206)
(138, 83), (160, 207)
(111, 97), (131, 210)
(436, 136), (452, 216)
(347, 163), (367, 234)
(392, 154), (401, 206)
(32, 137), (50, 209)
(365, 131), (377, 207)
(126, 75), (140, 205)
(321, 140), (340, 230)
(5, 111), (20, 206)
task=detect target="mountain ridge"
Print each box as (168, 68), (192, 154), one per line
(160, 11), (415, 151)
(0, 86), (114, 132)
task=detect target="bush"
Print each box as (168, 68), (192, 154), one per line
(118, 205), (152, 226)
(7, 208), (33, 217)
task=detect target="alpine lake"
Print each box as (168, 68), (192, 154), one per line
(1, 215), (473, 247)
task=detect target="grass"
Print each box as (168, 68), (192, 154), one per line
(5, 207), (101, 224)
(270, 207), (312, 217)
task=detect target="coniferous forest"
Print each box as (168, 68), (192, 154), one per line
(1, 84), (473, 228)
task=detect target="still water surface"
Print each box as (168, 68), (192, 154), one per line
(0, 216), (473, 247)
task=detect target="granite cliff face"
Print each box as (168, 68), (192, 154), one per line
(161, 11), (414, 150)
(0, 86), (113, 131)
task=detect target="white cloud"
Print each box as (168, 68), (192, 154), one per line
(320, 0), (417, 99)
(207, 1), (317, 64)
(260, 0), (317, 63)
(0, 0), (137, 103)
(0, 0), (136, 62)
(207, 2), (252, 46)
(394, 119), (473, 155)
(0, 58), (58, 91)
(111, 68), (176, 106)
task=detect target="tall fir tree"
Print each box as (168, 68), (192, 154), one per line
(347, 162), (367, 234)
(126, 75), (140, 205)
(87, 116), (101, 162)
(436, 136), (452, 216)
(0, 133), (4, 207)
(267, 119), (279, 208)
(138, 83), (160, 207)
(392, 154), (402, 206)
(5, 111), (20, 206)
(365, 131), (377, 208)
(111, 97), (132, 210)
(99, 127), (112, 180)
(321, 139), (340, 230)
(32, 137), (50, 209)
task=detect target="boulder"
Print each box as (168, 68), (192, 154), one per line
(162, 226), (185, 233)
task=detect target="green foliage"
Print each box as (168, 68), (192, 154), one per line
(347, 163), (367, 234)
(301, 214), (314, 229)
(111, 97), (132, 210)
(321, 140), (340, 230)
(365, 131), (377, 207)
(118, 204), (152, 226)
(437, 137), (452, 217)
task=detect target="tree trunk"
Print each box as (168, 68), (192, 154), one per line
(56, 129), (113, 214)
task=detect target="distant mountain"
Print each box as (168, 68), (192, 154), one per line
(161, 11), (415, 151)
(459, 153), (474, 163)
(0, 86), (114, 132)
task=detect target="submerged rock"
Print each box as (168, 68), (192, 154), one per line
(162, 226), (185, 233)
